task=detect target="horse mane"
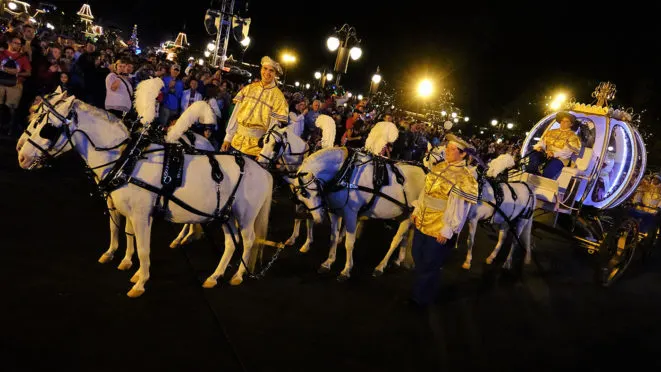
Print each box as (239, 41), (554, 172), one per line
(283, 125), (306, 150)
(486, 153), (515, 178)
(314, 114), (336, 149)
(165, 101), (216, 143)
(73, 100), (130, 148)
(134, 78), (164, 125)
(299, 147), (348, 182)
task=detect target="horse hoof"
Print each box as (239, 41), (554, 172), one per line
(299, 245), (310, 253)
(462, 262), (471, 270)
(98, 253), (113, 264)
(117, 261), (132, 271)
(284, 238), (295, 246)
(317, 266), (330, 274)
(372, 269), (383, 277)
(229, 277), (243, 286)
(130, 273), (139, 283)
(169, 241), (180, 249)
(485, 258), (494, 265)
(337, 274), (350, 283)
(202, 278), (217, 288)
(127, 288), (145, 298)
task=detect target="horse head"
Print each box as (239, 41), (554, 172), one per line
(423, 142), (445, 169)
(257, 125), (289, 169)
(18, 94), (77, 170)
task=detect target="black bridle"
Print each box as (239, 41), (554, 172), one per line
(293, 172), (327, 212)
(257, 126), (309, 174)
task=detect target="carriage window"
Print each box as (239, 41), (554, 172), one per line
(576, 119), (596, 148)
(592, 124), (633, 202)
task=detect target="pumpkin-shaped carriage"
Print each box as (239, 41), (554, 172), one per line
(509, 82), (656, 286)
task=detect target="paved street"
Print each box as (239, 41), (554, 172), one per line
(2, 137), (661, 372)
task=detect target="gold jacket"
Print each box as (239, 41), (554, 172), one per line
(534, 128), (582, 165)
(413, 160), (478, 238)
(224, 81), (288, 156)
(633, 181), (661, 214)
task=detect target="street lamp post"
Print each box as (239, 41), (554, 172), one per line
(280, 52), (296, 85)
(326, 24), (361, 86)
(369, 66), (382, 96)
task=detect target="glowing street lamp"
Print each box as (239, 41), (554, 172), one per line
(326, 36), (340, 52)
(417, 79), (433, 98)
(370, 66), (382, 95)
(280, 52), (297, 85)
(327, 24), (361, 85)
(305, 83), (310, 89)
(507, 123), (514, 129)
(240, 36), (251, 47)
(326, 73), (333, 82)
(198, 58), (204, 66)
(491, 119), (498, 126)
(295, 81), (300, 87)
(441, 111), (447, 116)
(451, 112), (457, 118)
(314, 71), (322, 79)
(207, 42), (216, 52)
(464, 117), (470, 122)
(204, 51), (211, 58)
(357, 94), (363, 100)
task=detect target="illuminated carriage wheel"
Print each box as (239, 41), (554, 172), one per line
(598, 217), (639, 287)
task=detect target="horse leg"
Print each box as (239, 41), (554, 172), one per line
(127, 215), (153, 298)
(319, 214), (342, 273)
(338, 213), (358, 281)
(118, 218), (135, 271)
(169, 224), (190, 248)
(230, 223), (256, 286)
(504, 220), (528, 269)
(374, 219), (411, 276)
(285, 219), (302, 246)
(203, 222), (236, 288)
(485, 226), (509, 265)
(462, 218), (478, 270)
(99, 200), (122, 264)
(181, 223), (204, 245)
(299, 218), (314, 253)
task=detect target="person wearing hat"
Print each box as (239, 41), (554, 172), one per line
(525, 111), (582, 179)
(409, 134), (478, 308)
(633, 173), (661, 215)
(221, 56), (288, 157)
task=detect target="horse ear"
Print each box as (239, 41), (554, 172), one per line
(427, 142), (432, 151)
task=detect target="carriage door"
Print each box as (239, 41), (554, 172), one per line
(591, 120), (636, 209)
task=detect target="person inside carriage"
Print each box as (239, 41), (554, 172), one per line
(524, 111), (582, 180)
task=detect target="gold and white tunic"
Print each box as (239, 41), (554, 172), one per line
(533, 128), (582, 165)
(412, 160), (478, 239)
(224, 81), (288, 156)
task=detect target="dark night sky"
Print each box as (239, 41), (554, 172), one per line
(53, 0), (659, 126)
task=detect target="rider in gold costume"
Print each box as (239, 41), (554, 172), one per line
(410, 134), (478, 307)
(525, 112), (582, 179)
(221, 56), (289, 157)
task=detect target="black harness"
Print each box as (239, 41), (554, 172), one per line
(296, 149), (417, 221)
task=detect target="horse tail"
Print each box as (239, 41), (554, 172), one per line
(248, 171), (273, 271)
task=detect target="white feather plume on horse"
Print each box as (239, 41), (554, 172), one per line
(365, 121), (398, 154)
(315, 114), (336, 149)
(486, 153), (515, 178)
(165, 101), (217, 143)
(134, 78), (164, 125)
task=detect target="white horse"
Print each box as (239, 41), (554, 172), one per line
(293, 147), (426, 280)
(257, 115), (337, 253)
(423, 145), (534, 269)
(258, 124), (316, 252)
(17, 92), (215, 271)
(18, 96), (273, 297)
